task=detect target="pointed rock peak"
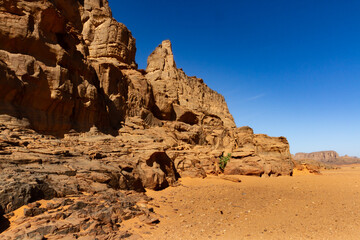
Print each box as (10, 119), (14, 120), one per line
(146, 40), (176, 73)
(84, 0), (110, 11)
(160, 40), (173, 55)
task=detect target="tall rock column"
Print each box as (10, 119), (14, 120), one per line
(146, 40), (236, 128)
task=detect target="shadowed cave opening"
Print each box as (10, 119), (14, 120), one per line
(0, 208), (10, 234)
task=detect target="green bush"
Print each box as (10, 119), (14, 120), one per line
(219, 153), (231, 171)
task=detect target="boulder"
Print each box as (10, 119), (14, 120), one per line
(137, 151), (179, 190)
(224, 156), (264, 176)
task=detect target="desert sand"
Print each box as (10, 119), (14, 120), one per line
(124, 165), (360, 240)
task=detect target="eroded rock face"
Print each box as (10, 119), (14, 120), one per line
(221, 129), (293, 177)
(0, 0), (292, 181)
(0, 0), (295, 238)
(137, 151), (179, 190)
(0, 0), (293, 178)
(0, 0), (144, 136)
(146, 40), (235, 128)
(0, 120), (167, 237)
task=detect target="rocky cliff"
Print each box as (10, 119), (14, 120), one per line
(0, 0), (294, 238)
(294, 151), (360, 165)
(0, 0), (150, 136)
(294, 151), (339, 162)
(146, 40), (235, 128)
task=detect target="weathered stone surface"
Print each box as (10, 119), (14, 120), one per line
(0, 122), (170, 237)
(0, 0), (293, 180)
(224, 133), (293, 177)
(1, 189), (149, 239)
(0, 0), (145, 137)
(137, 151), (179, 190)
(146, 40), (235, 128)
(0, 0), (296, 238)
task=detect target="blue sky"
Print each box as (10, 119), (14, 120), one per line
(109, 0), (360, 157)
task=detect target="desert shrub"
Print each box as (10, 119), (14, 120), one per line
(219, 153), (231, 172)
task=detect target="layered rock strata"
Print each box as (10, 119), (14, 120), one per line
(294, 151), (339, 162)
(294, 151), (360, 165)
(146, 40), (235, 128)
(0, 0), (149, 136)
(0, 0), (294, 238)
(0, 118), (174, 239)
(0, 0), (293, 177)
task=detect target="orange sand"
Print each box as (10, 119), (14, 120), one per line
(127, 165), (360, 239)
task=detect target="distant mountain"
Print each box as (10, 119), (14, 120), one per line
(294, 151), (360, 165)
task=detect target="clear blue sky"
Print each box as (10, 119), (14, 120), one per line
(109, 0), (360, 157)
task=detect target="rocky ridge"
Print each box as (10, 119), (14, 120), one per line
(294, 151), (360, 165)
(1, 0), (294, 238)
(145, 40), (235, 128)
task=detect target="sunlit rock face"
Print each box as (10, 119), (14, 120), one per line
(0, 0), (139, 136)
(0, 0), (295, 238)
(0, 0), (293, 176)
(146, 40), (236, 128)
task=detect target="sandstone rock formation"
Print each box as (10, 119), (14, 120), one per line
(292, 158), (337, 175)
(146, 40), (235, 128)
(294, 151), (339, 162)
(223, 129), (293, 177)
(0, 0), (150, 136)
(0, 0), (293, 177)
(144, 41), (293, 177)
(0, 0), (295, 238)
(0, 118), (171, 238)
(294, 151), (360, 165)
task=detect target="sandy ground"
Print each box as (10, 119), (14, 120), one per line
(126, 165), (360, 240)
